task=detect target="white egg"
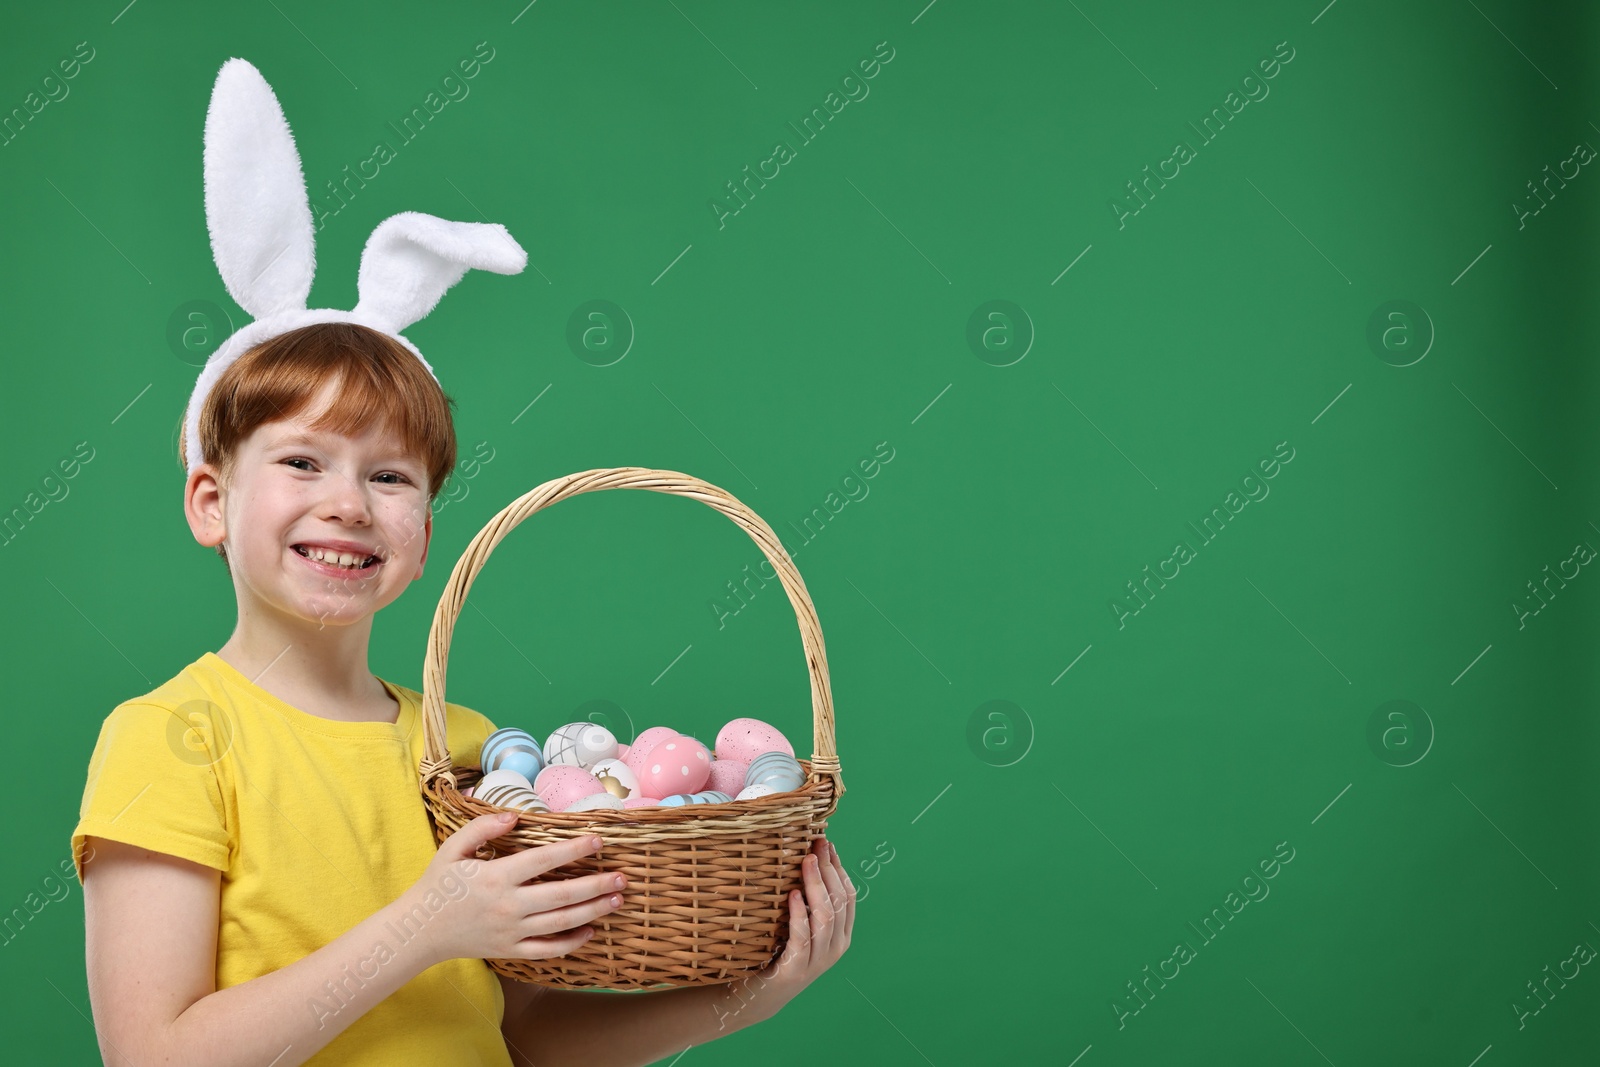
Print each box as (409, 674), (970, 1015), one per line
(564, 792), (625, 813)
(735, 783), (779, 802)
(545, 721), (620, 769)
(590, 758), (639, 799)
(476, 768), (534, 794)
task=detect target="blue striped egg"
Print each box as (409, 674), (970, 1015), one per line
(662, 789), (735, 806)
(746, 751), (805, 792)
(481, 728), (545, 782)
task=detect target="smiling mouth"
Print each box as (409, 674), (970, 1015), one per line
(292, 545), (382, 573)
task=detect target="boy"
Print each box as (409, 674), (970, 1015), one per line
(71, 321), (854, 1067)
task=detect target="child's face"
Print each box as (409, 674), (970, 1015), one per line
(185, 378), (433, 630)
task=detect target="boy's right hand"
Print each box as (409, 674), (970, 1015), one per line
(404, 812), (626, 967)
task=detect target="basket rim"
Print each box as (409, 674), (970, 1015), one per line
(415, 466), (844, 805)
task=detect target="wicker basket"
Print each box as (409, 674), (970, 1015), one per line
(416, 467), (845, 990)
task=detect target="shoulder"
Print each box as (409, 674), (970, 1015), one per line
(387, 681), (500, 763)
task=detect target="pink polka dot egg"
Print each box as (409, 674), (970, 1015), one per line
(637, 734), (711, 797)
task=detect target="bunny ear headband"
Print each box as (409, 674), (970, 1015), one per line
(181, 57), (527, 476)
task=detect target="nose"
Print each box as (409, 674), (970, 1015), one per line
(319, 468), (374, 525)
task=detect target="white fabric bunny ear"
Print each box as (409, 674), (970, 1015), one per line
(181, 57), (526, 476)
(202, 58), (315, 320)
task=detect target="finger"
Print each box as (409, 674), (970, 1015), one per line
(786, 886), (813, 971)
(519, 868), (627, 911)
(518, 888), (625, 938)
(515, 924), (596, 959)
(443, 811), (522, 861)
(815, 844), (849, 954)
(803, 853), (835, 958)
(837, 845), (856, 942)
(501, 833), (605, 881)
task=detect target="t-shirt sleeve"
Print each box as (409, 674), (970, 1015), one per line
(71, 701), (231, 884)
(445, 700), (497, 770)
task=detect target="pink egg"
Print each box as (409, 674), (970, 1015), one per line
(617, 742), (631, 760)
(622, 796), (663, 809)
(707, 758), (749, 796)
(715, 718), (793, 764)
(624, 726), (679, 777)
(639, 736), (711, 797)
(534, 765), (607, 812)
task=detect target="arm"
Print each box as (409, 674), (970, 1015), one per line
(82, 837), (447, 1067)
(501, 835), (856, 1067)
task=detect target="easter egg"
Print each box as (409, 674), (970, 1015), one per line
(481, 727), (545, 782)
(564, 792), (625, 813)
(476, 768), (535, 794)
(476, 782), (550, 813)
(735, 783), (779, 802)
(617, 742), (631, 760)
(662, 790), (735, 806)
(535, 764), (607, 812)
(715, 718), (793, 764)
(460, 786), (475, 798)
(745, 751), (805, 793)
(639, 736), (711, 797)
(545, 722), (619, 770)
(622, 796), (663, 809)
(623, 727), (679, 777)
(706, 758), (748, 796)
(590, 758), (638, 799)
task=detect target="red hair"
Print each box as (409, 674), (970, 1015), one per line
(177, 322), (458, 565)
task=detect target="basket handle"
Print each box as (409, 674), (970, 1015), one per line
(417, 467), (843, 801)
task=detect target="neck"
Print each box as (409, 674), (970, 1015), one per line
(216, 616), (391, 719)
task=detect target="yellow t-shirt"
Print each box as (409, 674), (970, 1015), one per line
(70, 651), (512, 1067)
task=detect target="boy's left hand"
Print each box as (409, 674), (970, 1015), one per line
(748, 836), (856, 1019)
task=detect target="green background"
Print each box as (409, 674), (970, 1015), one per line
(5, 0), (1598, 1063)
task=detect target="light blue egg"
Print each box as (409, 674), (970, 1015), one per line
(661, 793), (695, 806)
(747, 751), (801, 777)
(694, 790), (733, 804)
(482, 728), (545, 782)
(747, 751), (804, 791)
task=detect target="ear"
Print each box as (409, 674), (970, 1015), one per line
(352, 211), (526, 334)
(203, 58), (316, 319)
(185, 463), (228, 550)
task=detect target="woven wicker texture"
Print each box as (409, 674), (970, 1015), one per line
(417, 467), (844, 990)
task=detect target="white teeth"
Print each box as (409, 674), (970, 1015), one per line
(298, 546), (374, 568)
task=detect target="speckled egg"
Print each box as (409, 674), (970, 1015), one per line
(715, 718), (793, 764)
(476, 782), (550, 813)
(735, 783), (779, 802)
(481, 727), (545, 782)
(623, 727), (679, 777)
(638, 735), (711, 797)
(590, 758), (638, 799)
(707, 758), (749, 796)
(564, 792), (625, 813)
(535, 764), (607, 812)
(617, 742), (631, 760)
(622, 796), (663, 809)
(544, 722), (619, 770)
(745, 751), (805, 793)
